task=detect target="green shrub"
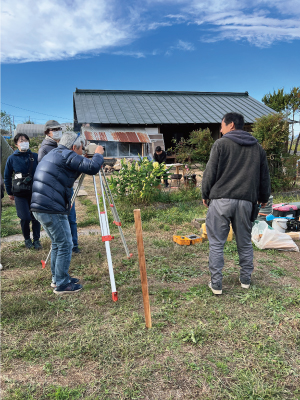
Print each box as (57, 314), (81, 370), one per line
(109, 157), (171, 204)
(252, 113), (297, 191)
(171, 128), (214, 165)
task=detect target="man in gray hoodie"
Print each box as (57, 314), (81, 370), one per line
(202, 112), (270, 295)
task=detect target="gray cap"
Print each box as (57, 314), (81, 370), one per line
(44, 120), (61, 132)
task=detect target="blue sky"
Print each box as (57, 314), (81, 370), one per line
(1, 0), (300, 127)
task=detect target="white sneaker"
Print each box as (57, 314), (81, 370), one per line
(208, 281), (222, 295)
(239, 278), (250, 289)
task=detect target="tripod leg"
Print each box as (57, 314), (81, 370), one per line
(70, 174), (85, 205)
(93, 174), (102, 227)
(100, 169), (132, 258)
(41, 247), (51, 269)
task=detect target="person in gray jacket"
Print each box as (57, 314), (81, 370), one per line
(202, 112), (270, 295)
(38, 120), (62, 163)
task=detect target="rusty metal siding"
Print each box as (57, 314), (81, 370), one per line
(82, 128), (151, 143)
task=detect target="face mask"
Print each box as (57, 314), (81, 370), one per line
(51, 130), (62, 140)
(19, 142), (29, 151)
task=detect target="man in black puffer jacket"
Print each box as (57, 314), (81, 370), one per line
(202, 112), (270, 295)
(38, 120), (81, 254)
(31, 132), (104, 294)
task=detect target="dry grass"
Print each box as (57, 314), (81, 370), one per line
(1, 179), (300, 399)
(1, 203), (300, 399)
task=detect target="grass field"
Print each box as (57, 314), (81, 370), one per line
(1, 177), (300, 399)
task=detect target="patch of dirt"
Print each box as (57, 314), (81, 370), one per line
(1, 360), (100, 387)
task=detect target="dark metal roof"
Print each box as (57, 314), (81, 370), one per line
(15, 123), (73, 137)
(74, 89), (276, 125)
(15, 124), (45, 135)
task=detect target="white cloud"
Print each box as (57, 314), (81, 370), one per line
(166, 39), (195, 55)
(147, 21), (173, 30)
(1, 0), (134, 63)
(1, 0), (300, 63)
(186, 0), (300, 46)
(112, 51), (146, 58)
(175, 40), (195, 51)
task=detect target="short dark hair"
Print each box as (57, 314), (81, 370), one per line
(222, 112), (244, 130)
(155, 146), (162, 152)
(14, 133), (30, 144)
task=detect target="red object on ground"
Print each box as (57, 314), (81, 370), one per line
(41, 260), (46, 269)
(273, 204), (298, 217)
(112, 292), (118, 302)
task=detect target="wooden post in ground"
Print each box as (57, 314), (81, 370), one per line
(134, 209), (152, 329)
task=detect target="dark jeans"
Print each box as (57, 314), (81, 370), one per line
(33, 212), (73, 287)
(15, 195), (40, 241)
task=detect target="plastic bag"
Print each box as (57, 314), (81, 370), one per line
(251, 221), (299, 252)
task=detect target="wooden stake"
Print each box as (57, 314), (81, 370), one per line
(134, 209), (152, 329)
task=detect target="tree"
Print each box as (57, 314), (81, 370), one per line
(262, 88), (290, 113)
(0, 111), (15, 135)
(252, 113), (297, 191)
(262, 87), (300, 154)
(172, 128), (214, 166)
(288, 87), (300, 154)
(23, 120), (35, 124)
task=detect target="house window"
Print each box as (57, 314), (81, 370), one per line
(130, 143), (141, 156)
(119, 143), (130, 157)
(91, 141), (142, 157)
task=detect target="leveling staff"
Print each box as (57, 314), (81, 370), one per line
(31, 132), (104, 294)
(202, 112), (270, 295)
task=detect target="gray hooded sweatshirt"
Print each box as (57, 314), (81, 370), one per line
(202, 130), (270, 204)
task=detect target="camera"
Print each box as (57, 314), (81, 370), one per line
(85, 143), (106, 158)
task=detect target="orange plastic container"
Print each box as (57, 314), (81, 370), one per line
(201, 223), (233, 241)
(173, 235), (192, 245)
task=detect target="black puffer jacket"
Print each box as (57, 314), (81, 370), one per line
(31, 145), (104, 214)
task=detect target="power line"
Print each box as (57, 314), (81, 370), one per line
(10, 115), (53, 122)
(12, 115), (72, 123)
(1, 102), (72, 120)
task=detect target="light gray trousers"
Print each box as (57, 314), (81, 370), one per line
(206, 199), (253, 285)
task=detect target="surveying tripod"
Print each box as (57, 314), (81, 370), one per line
(41, 168), (132, 302)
